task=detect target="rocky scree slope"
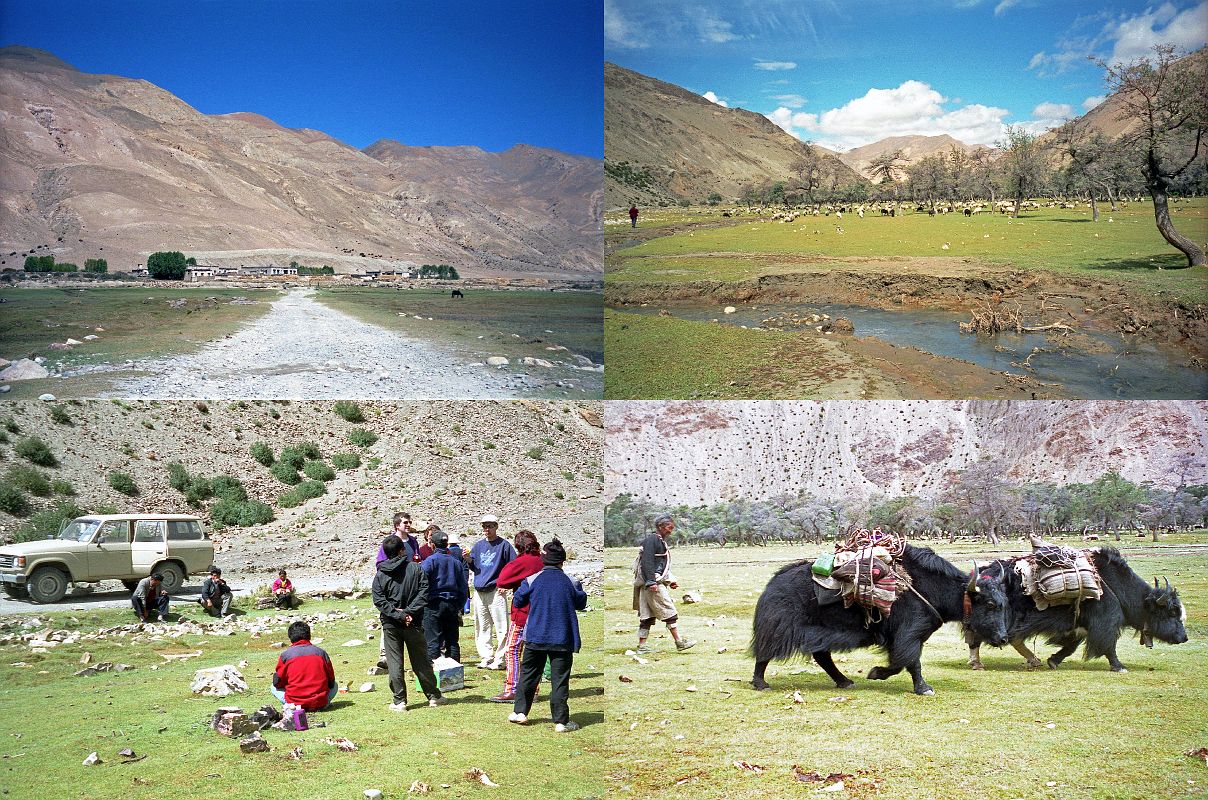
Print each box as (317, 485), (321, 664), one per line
(605, 400), (1208, 505)
(0, 400), (604, 589)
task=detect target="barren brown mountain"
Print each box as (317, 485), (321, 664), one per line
(0, 46), (602, 278)
(604, 62), (865, 207)
(837, 134), (994, 183)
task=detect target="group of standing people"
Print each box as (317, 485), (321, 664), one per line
(366, 511), (588, 730)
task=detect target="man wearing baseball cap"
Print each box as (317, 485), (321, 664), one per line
(467, 514), (517, 670)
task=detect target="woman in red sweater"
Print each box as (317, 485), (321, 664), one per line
(490, 529), (544, 703)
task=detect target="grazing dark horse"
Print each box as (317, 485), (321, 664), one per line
(451, 289), (464, 299)
(964, 548), (1188, 672)
(750, 545), (1009, 695)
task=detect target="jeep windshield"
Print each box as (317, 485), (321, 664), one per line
(58, 518), (102, 542)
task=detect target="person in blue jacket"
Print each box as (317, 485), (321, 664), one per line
(507, 538), (587, 733)
(467, 514), (517, 669)
(420, 529), (468, 662)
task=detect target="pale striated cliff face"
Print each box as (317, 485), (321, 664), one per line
(605, 401), (1208, 505)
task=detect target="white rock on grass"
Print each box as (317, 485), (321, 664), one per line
(0, 359), (50, 381)
(520, 357), (554, 368)
(38, 393), (56, 401)
(191, 665), (248, 697)
(359, 682), (375, 693)
(723, 306), (737, 314)
(82, 752), (101, 766)
(486, 356), (509, 367)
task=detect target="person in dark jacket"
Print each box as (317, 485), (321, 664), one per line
(372, 535), (447, 711)
(629, 205), (639, 227)
(420, 529), (468, 662)
(508, 539), (587, 732)
(131, 573), (170, 621)
(271, 621), (337, 710)
(199, 566), (232, 617)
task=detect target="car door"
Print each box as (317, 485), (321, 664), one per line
(86, 520), (133, 579)
(131, 520), (166, 575)
(165, 519), (210, 574)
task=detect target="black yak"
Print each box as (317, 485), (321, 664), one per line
(964, 547), (1188, 672)
(451, 289), (464, 299)
(750, 545), (1009, 695)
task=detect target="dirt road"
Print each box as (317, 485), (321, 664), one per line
(107, 290), (523, 398)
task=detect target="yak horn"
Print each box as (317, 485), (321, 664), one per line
(1164, 577), (1171, 592)
(968, 562), (979, 592)
(1153, 577), (1159, 589)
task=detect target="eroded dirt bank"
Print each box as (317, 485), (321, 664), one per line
(607, 258), (1207, 362)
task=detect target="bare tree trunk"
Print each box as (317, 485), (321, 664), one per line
(1105, 185), (1119, 212)
(1090, 193), (1099, 222)
(1148, 155), (1206, 267)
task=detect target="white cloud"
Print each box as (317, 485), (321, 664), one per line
(1108, 1), (1208, 63)
(765, 79), (1012, 151)
(771, 93), (807, 108)
(702, 91), (729, 108)
(994, 0), (1021, 16)
(693, 10), (739, 43)
(1032, 101), (1074, 119)
(1082, 94), (1106, 111)
(754, 59), (797, 71)
(604, 0), (647, 49)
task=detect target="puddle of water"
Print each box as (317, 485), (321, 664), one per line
(622, 302), (1207, 399)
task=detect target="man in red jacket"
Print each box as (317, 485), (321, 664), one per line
(271, 621), (337, 711)
(490, 529), (544, 703)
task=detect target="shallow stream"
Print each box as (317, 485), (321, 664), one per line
(621, 302), (1206, 399)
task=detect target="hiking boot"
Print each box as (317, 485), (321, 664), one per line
(675, 639), (697, 651)
(488, 693), (515, 704)
(634, 643), (655, 655)
(428, 696), (449, 707)
(507, 712), (527, 725)
(555, 721), (580, 733)
(376, 659), (388, 671)
(388, 701), (408, 712)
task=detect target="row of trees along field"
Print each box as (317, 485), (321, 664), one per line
(606, 460), (1208, 548)
(23, 255), (107, 273)
(731, 46), (1207, 267)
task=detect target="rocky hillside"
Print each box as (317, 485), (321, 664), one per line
(0, 46), (602, 279)
(837, 134), (994, 184)
(605, 400), (1208, 505)
(0, 400), (604, 587)
(604, 62), (866, 207)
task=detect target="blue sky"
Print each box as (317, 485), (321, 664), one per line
(0, 0), (603, 158)
(605, 0), (1208, 151)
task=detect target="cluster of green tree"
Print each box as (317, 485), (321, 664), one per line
(290, 260), (335, 276)
(23, 255), (110, 274)
(727, 47), (1207, 266)
(419, 264), (460, 279)
(147, 251), (189, 280)
(605, 160), (657, 192)
(606, 460), (1207, 548)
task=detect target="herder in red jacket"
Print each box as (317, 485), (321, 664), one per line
(271, 621), (337, 711)
(489, 530), (544, 703)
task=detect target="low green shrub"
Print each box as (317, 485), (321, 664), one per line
(302, 460), (335, 482)
(333, 400), (365, 423)
(278, 446), (307, 470)
(13, 501), (86, 542)
(108, 472), (138, 496)
(250, 441), (275, 467)
(15, 437), (57, 467)
(270, 461), (301, 485)
(347, 428), (378, 447)
(166, 462), (192, 492)
(0, 485), (31, 517)
(331, 452), (361, 470)
(6, 465), (51, 497)
(210, 475), (248, 503)
(294, 479), (326, 500)
(211, 498), (274, 527)
(48, 405), (72, 425)
(51, 479), (75, 496)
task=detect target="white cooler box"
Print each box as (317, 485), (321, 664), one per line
(414, 656), (465, 692)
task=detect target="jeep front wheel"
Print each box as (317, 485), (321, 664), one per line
(27, 567), (69, 604)
(155, 562), (185, 594)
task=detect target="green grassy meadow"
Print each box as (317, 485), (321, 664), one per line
(602, 539), (1208, 800)
(607, 199), (1208, 303)
(604, 310), (871, 400)
(0, 598), (605, 800)
(0, 286), (277, 395)
(315, 287), (604, 366)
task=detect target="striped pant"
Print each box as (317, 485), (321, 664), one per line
(502, 621), (525, 695)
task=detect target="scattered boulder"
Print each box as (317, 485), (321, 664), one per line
(723, 306), (737, 314)
(82, 751), (101, 766)
(48, 342), (72, 351)
(486, 356), (510, 367)
(0, 359), (50, 381)
(65, 338), (83, 346)
(238, 731), (269, 753)
(359, 682), (375, 693)
(520, 357), (554, 368)
(191, 665), (248, 697)
(38, 393), (56, 401)
(821, 318), (855, 334)
(682, 591), (703, 604)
